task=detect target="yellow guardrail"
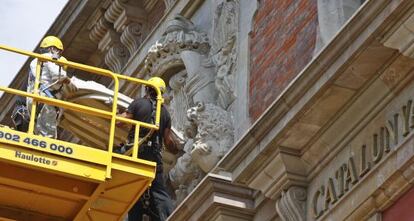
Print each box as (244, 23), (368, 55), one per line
(0, 44), (163, 178)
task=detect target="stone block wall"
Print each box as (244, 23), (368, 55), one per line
(249, 0), (317, 120)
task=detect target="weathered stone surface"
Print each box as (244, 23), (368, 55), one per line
(315, 0), (363, 53)
(279, 86), (355, 149)
(276, 186), (307, 221)
(140, 8), (240, 202)
(168, 174), (255, 221)
(383, 11), (414, 57)
(307, 81), (414, 220)
(6, 1), (414, 221)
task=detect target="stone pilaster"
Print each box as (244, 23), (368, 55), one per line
(276, 186), (307, 221)
(168, 174), (255, 221)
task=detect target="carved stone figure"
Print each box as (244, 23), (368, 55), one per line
(143, 13), (237, 202)
(212, 37), (236, 109)
(210, 0), (239, 110)
(186, 102), (234, 172)
(168, 137), (203, 202)
(169, 102), (233, 202)
(181, 51), (218, 105)
(168, 70), (190, 132)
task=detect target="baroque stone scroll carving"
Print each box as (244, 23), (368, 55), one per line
(121, 22), (145, 55)
(88, 0), (148, 71)
(99, 30), (129, 72)
(276, 186), (307, 221)
(104, 0), (128, 23)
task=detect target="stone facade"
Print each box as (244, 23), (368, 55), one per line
(2, 0), (414, 221)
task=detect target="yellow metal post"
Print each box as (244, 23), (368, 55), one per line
(27, 60), (42, 134)
(155, 92), (163, 127)
(105, 76), (119, 179)
(132, 124), (140, 159)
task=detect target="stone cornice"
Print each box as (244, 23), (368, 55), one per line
(214, 0), (414, 198)
(168, 174), (255, 221)
(382, 6), (414, 58)
(253, 149), (308, 199)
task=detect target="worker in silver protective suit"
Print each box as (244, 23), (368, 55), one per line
(27, 36), (69, 138)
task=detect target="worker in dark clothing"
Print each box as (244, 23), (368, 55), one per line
(11, 96), (30, 132)
(117, 76), (178, 221)
(11, 80), (29, 132)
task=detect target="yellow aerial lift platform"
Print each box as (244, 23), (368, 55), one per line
(0, 45), (163, 221)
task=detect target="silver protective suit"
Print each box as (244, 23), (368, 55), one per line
(27, 52), (67, 138)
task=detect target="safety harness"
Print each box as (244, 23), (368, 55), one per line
(28, 61), (65, 98)
(11, 99), (30, 132)
(121, 97), (161, 155)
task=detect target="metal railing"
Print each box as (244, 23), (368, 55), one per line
(0, 44), (163, 178)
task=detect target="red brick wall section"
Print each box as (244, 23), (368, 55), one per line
(148, 0), (166, 29)
(249, 0), (317, 121)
